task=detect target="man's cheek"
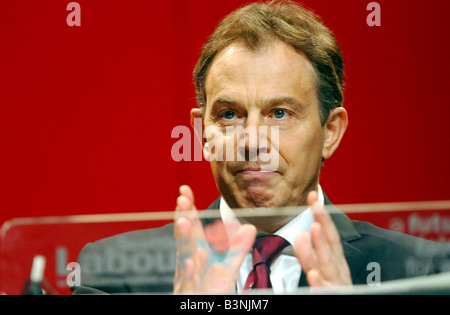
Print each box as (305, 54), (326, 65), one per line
(203, 125), (225, 162)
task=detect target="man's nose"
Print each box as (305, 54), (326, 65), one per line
(238, 114), (271, 161)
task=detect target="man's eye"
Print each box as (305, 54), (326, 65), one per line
(222, 110), (236, 120)
(273, 109), (286, 119)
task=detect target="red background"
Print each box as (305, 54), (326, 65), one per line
(1, 0), (449, 225)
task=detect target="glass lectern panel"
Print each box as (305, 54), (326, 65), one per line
(1, 201), (449, 295)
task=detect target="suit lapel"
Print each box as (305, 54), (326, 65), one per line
(206, 198), (221, 210)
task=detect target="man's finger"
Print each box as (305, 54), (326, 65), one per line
(307, 190), (342, 254)
(179, 185), (195, 206)
(227, 224), (256, 268)
(310, 222), (337, 280)
(306, 190), (319, 207)
(311, 202), (342, 254)
(175, 186), (203, 239)
(294, 231), (317, 274)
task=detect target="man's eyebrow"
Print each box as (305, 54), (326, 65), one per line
(211, 96), (239, 107)
(263, 96), (306, 109)
(210, 95), (307, 111)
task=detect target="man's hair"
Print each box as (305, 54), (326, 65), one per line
(193, 0), (344, 125)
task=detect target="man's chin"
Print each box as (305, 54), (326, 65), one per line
(228, 190), (296, 233)
(236, 188), (279, 209)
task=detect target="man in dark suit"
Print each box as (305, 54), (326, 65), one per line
(72, 1), (449, 294)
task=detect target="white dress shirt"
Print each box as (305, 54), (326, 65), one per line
(219, 185), (325, 294)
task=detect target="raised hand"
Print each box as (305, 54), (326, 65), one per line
(173, 185), (256, 293)
(293, 191), (352, 288)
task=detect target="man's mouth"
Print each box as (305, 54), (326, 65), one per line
(235, 166), (278, 176)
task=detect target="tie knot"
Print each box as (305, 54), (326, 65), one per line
(252, 235), (289, 267)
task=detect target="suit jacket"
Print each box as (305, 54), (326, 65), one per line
(72, 195), (450, 294)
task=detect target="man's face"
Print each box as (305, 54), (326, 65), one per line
(200, 40), (326, 210)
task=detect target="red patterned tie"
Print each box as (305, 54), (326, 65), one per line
(244, 235), (289, 290)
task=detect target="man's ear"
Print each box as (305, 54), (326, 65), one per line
(190, 108), (205, 146)
(322, 107), (348, 160)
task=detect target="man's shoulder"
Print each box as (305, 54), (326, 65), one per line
(324, 194), (442, 251)
(88, 223), (175, 247)
(349, 219), (450, 276)
(324, 196), (449, 280)
(73, 223), (176, 294)
(78, 196), (221, 258)
(77, 222), (176, 268)
(350, 219), (439, 249)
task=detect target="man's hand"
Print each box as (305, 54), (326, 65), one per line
(293, 191), (352, 288)
(173, 185), (256, 294)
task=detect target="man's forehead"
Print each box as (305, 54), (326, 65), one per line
(204, 40), (318, 108)
(208, 40), (303, 75)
